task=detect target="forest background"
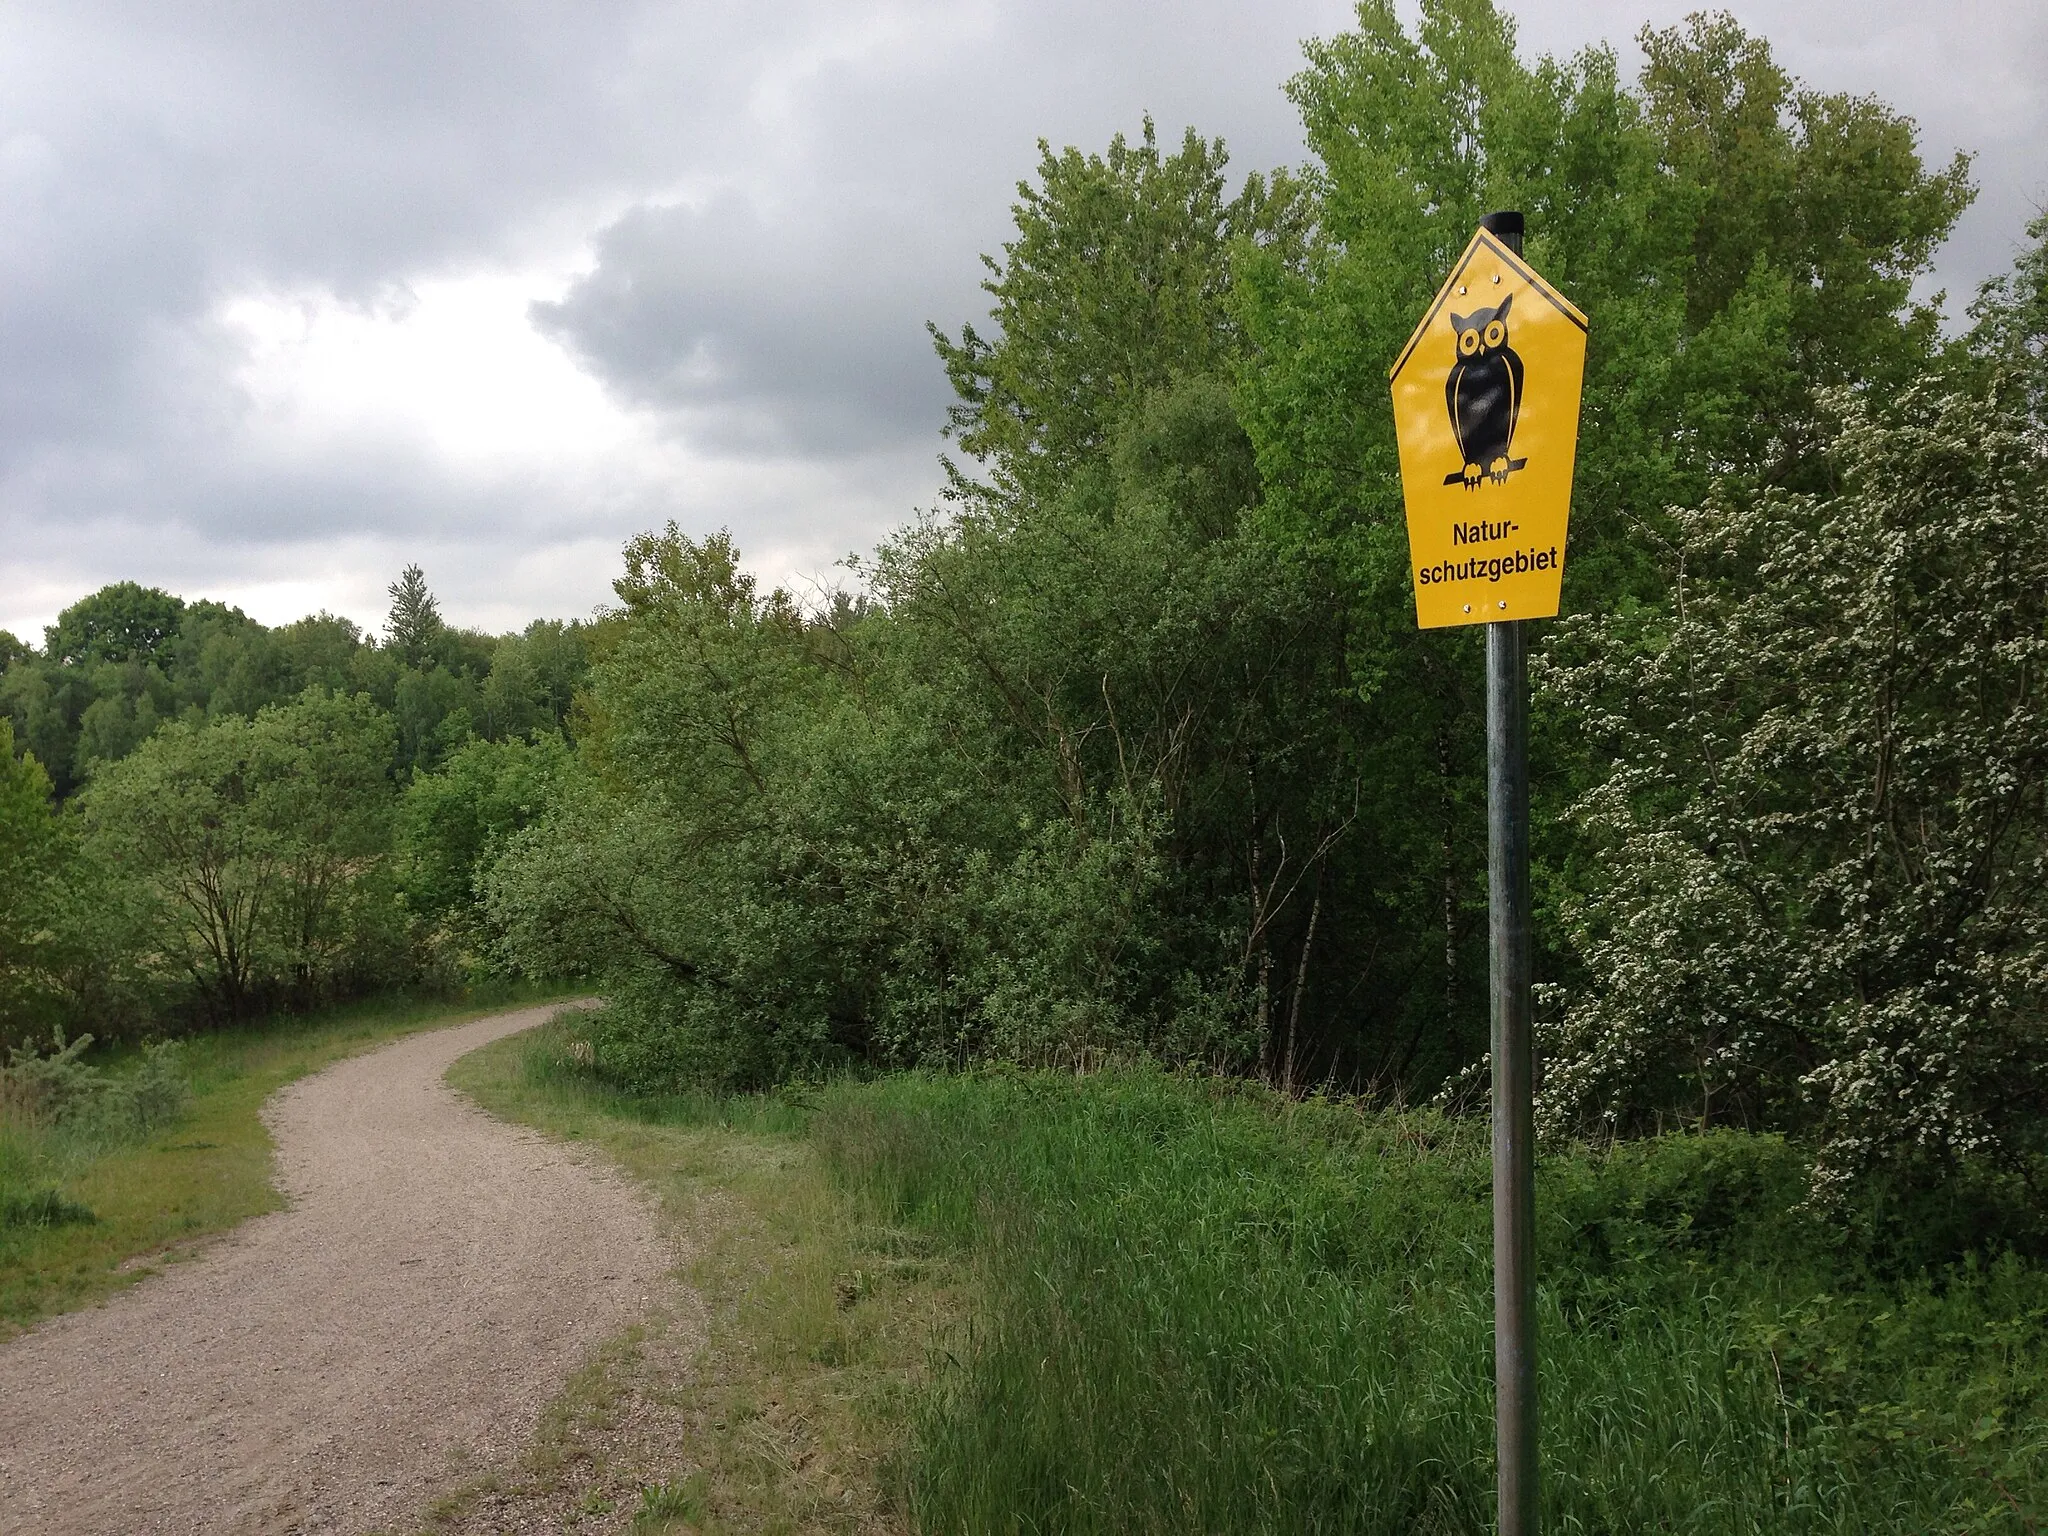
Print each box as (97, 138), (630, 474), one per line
(4, 0), (2046, 1234)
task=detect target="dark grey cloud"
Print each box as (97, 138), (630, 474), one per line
(531, 189), (960, 456)
(528, 0), (2048, 476)
(530, 0), (1357, 457)
(0, 0), (2040, 642)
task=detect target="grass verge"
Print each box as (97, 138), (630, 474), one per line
(440, 1026), (2048, 1532)
(0, 982), (576, 1337)
(437, 1021), (955, 1535)
(816, 1068), (2048, 1535)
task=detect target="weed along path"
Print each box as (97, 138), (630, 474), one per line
(0, 1002), (673, 1535)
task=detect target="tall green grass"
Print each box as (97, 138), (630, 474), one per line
(807, 1069), (2048, 1534)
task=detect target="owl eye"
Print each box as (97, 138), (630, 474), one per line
(1459, 328), (1480, 357)
(1483, 320), (1505, 348)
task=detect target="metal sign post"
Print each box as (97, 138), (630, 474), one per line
(1486, 585), (1536, 1536)
(1482, 209), (1537, 1536)
(1389, 209), (1587, 1536)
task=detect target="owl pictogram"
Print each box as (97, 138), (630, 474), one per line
(1441, 293), (1528, 489)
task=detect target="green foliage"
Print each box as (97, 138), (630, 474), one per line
(71, 657), (174, 775)
(1231, 6), (1978, 1094)
(811, 1068), (2048, 1533)
(478, 620), (589, 741)
(489, 373), (1370, 1090)
(272, 611), (370, 693)
(384, 562), (444, 668)
(1241, 0), (1971, 605)
(1, 565), (587, 800)
(487, 528), (848, 1088)
(1, 654), (88, 800)
(2, 1031), (189, 1142)
(1964, 211), (2048, 426)
(0, 723), (66, 1031)
(165, 600), (290, 721)
(1539, 374), (2048, 1209)
(496, 104), (1403, 1093)
(42, 582), (185, 667)
(81, 690), (401, 1020)
(7, 5), (2039, 1247)
(1, 563), (590, 1039)
(400, 732), (574, 973)
(1638, 13), (1972, 382)
(489, 11), (2027, 1170)
(0, 720), (136, 1045)
(393, 662), (478, 774)
(632, 1475), (709, 1530)
(932, 117), (1308, 508)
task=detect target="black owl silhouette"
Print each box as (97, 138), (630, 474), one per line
(1440, 293), (1528, 488)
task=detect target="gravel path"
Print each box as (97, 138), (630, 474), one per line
(0, 1002), (674, 1535)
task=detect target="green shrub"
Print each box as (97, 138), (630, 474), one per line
(3, 1032), (189, 1145)
(1544, 1128), (1822, 1278)
(123, 1039), (191, 1137)
(1539, 381), (2048, 1209)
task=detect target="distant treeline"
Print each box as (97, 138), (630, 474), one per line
(3, 571), (585, 798)
(6, 4), (2047, 1226)
(0, 567), (587, 1033)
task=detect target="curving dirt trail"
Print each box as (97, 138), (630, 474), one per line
(0, 1002), (673, 1535)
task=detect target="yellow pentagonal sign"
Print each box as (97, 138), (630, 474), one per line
(1389, 228), (1588, 629)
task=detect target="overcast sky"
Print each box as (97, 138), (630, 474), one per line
(1, 1), (2041, 645)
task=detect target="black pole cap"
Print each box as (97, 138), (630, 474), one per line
(1478, 210), (1524, 240)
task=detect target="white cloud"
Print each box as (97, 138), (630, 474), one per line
(219, 270), (653, 471)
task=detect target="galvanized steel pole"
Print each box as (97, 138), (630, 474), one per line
(1480, 207), (1537, 1536)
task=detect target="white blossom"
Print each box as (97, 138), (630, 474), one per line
(1536, 382), (2048, 1202)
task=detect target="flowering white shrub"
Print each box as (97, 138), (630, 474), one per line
(1538, 379), (2048, 1202)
